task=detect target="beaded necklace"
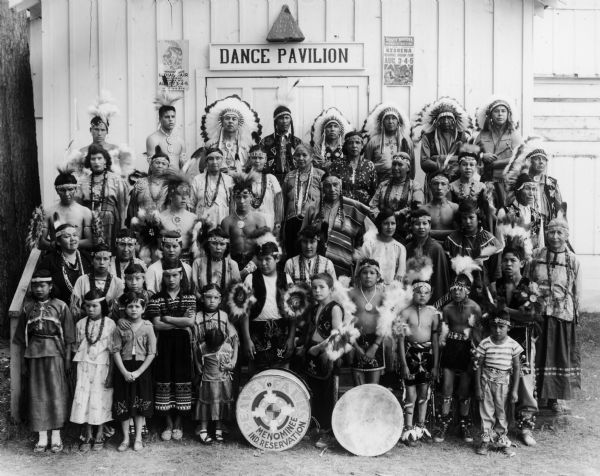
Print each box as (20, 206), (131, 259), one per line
(89, 171), (108, 212)
(204, 172), (223, 208)
(251, 173), (268, 209)
(61, 250), (84, 293)
(383, 179), (410, 210)
(206, 257), (228, 291)
(545, 248), (573, 319)
(294, 167), (313, 217)
(298, 254), (321, 282)
(85, 315), (105, 346)
(88, 271), (112, 296)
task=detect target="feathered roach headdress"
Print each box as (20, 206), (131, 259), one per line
(410, 96), (473, 143)
(475, 95), (519, 132)
(497, 224), (533, 261)
(230, 170), (259, 195)
(379, 280), (413, 338)
(281, 281), (312, 320)
(153, 86), (183, 113)
(253, 229), (282, 256)
(361, 103), (413, 155)
(226, 282), (257, 325)
(310, 107), (353, 152)
(130, 208), (163, 263)
(405, 256), (434, 288)
(503, 136), (547, 191)
(200, 94), (262, 146)
(450, 255), (481, 288)
(88, 90), (120, 128)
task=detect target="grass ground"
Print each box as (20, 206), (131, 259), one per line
(0, 313), (598, 476)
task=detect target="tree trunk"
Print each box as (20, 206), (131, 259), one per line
(0, 0), (40, 336)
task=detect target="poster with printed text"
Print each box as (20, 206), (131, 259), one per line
(157, 40), (189, 91)
(384, 36), (414, 86)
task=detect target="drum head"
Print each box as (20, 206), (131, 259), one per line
(332, 384), (403, 456)
(236, 369), (311, 451)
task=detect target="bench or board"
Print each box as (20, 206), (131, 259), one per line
(9, 248), (41, 422)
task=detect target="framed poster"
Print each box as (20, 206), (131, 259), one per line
(157, 40), (189, 90)
(383, 36), (414, 86)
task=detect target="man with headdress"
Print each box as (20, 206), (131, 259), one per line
(67, 91), (134, 183)
(474, 96), (523, 208)
(444, 199), (503, 305)
(70, 243), (125, 320)
(423, 172), (459, 242)
(189, 147), (233, 226)
(412, 97), (473, 192)
(302, 173), (370, 278)
(492, 227), (539, 446)
(497, 173), (543, 249)
(147, 88), (186, 172)
(110, 228), (147, 280)
(369, 152), (424, 223)
(145, 230), (193, 294)
(404, 208), (450, 306)
(189, 95), (262, 177)
(362, 103), (414, 182)
(39, 168), (93, 251)
(309, 107), (353, 172)
(260, 105), (302, 185)
(37, 223), (93, 305)
(530, 218), (580, 413)
(221, 175), (267, 277)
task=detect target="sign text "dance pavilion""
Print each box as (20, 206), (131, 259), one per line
(209, 43), (364, 71)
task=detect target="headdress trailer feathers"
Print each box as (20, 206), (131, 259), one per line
(503, 136), (547, 191)
(411, 96), (473, 143)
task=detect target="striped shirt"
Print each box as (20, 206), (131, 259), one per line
(476, 336), (523, 371)
(145, 290), (196, 321)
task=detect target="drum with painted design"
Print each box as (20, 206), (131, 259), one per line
(236, 369), (311, 451)
(332, 383), (403, 456)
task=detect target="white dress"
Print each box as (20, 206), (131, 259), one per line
(358, 236), (406, 286)
(70, 317), (116, 425)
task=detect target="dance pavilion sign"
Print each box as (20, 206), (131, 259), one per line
(209, 43), (365, 71)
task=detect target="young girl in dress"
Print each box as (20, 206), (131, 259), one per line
(70, 289), (116, 451)
(356, 208), (406, 286)
(193, 284), (238, 444)
(111, 292), (156, 452)
(110, 263), (152, 322)
(303, 273), (343, 449)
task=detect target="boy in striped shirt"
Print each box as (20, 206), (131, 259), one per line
(474, 311), (523, 456)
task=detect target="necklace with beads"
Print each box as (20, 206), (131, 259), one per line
(234, 208), (249, 229)
(85, 315), (105, 346)
(360, 285), (376, 311)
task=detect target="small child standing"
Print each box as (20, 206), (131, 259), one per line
(193, 284), (238, 444)
(475, 311), (522, 456)
(396, 280), (440, 445)
(13, 269), (75, 453)
(195, 327), (236, 445)
(70, 289), (116, 451)
(111, 292), (156, 452)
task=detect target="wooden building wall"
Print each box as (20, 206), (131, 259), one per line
(31, 0), (535, 204)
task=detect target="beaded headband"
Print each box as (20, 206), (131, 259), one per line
(437, 111), (456, 120)
(249, 150), (268, 159)
(357, 261), (381, 276)
(490, 316), (511, 327)
(392, 153), (411, 166)
(208, 236), (230, 244)
(162, 236), (182, 244)
(412, 281), (432, 293)
(55, 225), (78, 238)
(55, 184), (78, 191)
(220, 108), (244, 124)
(31, 277), (53, 283)
(84, 297), (106, 303)
(116, 237), (137, 245)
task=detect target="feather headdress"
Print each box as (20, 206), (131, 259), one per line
(200, 94), (262, 146)
(108, 144), (135, 179)
(153, 86), (183, 110)
(361, 103), (411, 140)
(253, 228), (282, 256)
(26, 206), (45, 250)
(378, 280), (413, 338)
(405, 256), (434, 286)
(503, 136), (547, 190)
(497, 224), (533, 261)
(475, 95), (519, 131)
(281, 282), (312, 320)
(450, 255), (481, 285)
(226, 282), (257, 324)
(88, 90), (120, 126)
(411, 96), (473, 143)
(310, 107), (353, 150)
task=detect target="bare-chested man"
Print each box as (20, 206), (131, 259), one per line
(39, 169), (93, 251)
(423, 172), (458, 242)
(146, 104), (186, 172)
(396, 280), (440, 445)
(221, 177), (267, 279)
(434, 270), (482, 444)
(349, 259), (386, 385)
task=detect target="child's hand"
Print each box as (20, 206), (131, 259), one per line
(307, 345), (320, 356)
(245, 341), (256, 360)
(118, 318), (132, 330)
(400, 364), (411, 380)
(125, 371), (136, 383)
(474, 388), (483, 401)
(481, 153), (496, 165)
(431, 367), (439, 382)
(510, 390), (518, 403)
(365, 345), (378, 360)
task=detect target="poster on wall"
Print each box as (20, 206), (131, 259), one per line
(157, 40), (189, 91)
(383, 36), (414, 86)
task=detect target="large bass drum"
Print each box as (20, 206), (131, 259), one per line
(236, 369), (311, 451)
(332, 384), (403, 456)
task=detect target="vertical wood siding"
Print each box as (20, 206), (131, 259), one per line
(38, 0), (533, 203)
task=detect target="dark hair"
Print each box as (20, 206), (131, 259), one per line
(158, 105), (176, 119)
(205, 146), (223, 158)
(374, 208), (397, 233)
(297, 225), (320, 242)
(409, 207), (432, 222)
(119, 290), (147, 308)
(30, 268), (56, 299)
(311, 272), (334, 289)
(92, 243), (111, 255)
(428, 170), (450, 184)
(201, 283), (223, 296)
(202, 226), (231, 257)
(150, 145), (170, 164)
(90, 116), (109, 129)
(342, 131), (364, 156)
(54, 169), (77, 187)
(456, 199), (485, 230)
(161, 259), (191, 294)
(124, 263), (146, 275)
(84, 144), (112, 170)
(249, 144), (267, 155)
(502, 246), (525, 262)
(83, 289), (110, 316)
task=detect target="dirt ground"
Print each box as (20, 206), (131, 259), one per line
(1, 314), (599, 476)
